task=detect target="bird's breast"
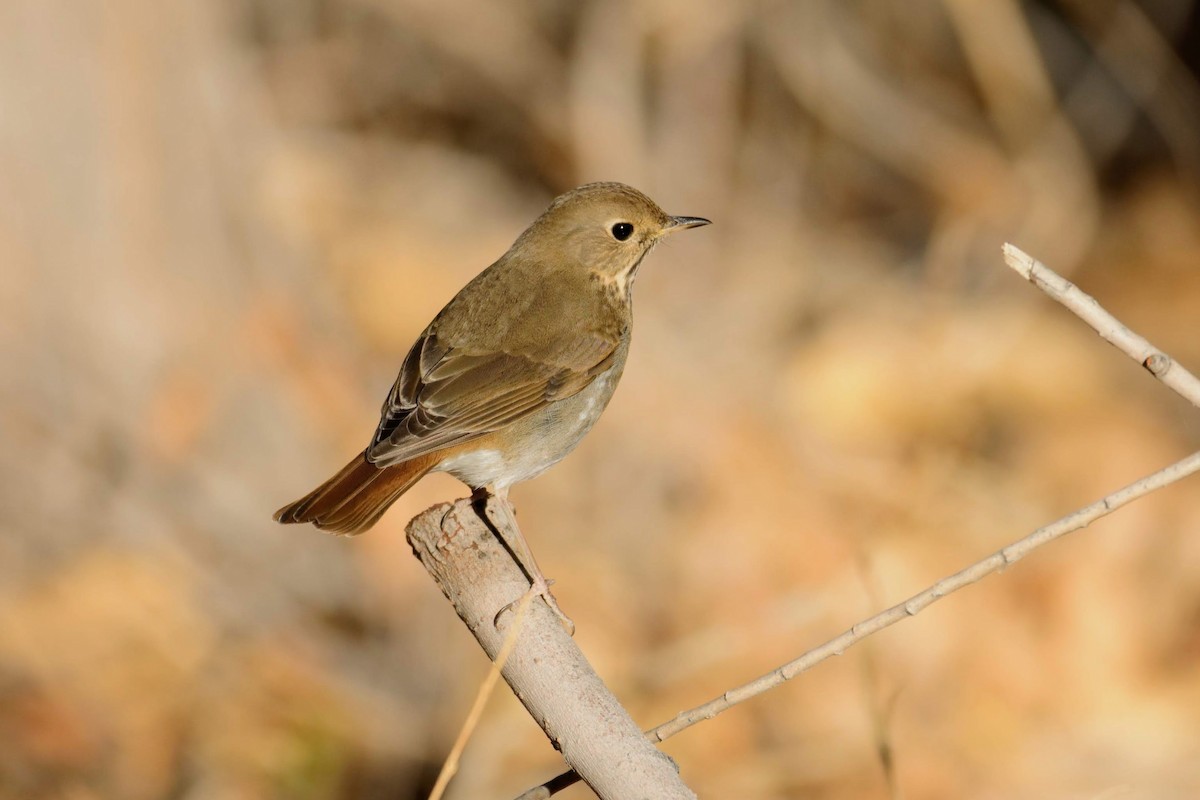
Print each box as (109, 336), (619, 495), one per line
(435, 350), (628, 490)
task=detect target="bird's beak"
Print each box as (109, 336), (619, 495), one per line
(663, 215), (712, 235)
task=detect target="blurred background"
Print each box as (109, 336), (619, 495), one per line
(4, 0), (1200, 797)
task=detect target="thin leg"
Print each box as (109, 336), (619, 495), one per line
(483, 485), (575, 635)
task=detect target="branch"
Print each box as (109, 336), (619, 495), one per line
(407, 498), (697, 800)
(1002, 243), (1200, 408)
(515, 243), (1200, 798)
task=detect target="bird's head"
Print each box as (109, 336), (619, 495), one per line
(514, 182), (710, 290)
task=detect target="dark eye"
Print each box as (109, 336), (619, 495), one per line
(611, 222), (634, 241)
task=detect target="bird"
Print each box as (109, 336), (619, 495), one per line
(274, 182), (709, 627)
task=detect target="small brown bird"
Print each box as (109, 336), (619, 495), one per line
(275, 182), (709, 623)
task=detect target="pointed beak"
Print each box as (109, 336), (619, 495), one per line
(663, 215), (711, 234)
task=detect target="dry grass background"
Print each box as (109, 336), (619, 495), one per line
(3, 1), (1200, 798)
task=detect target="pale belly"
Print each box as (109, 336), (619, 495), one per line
(434, 365), (622, 490)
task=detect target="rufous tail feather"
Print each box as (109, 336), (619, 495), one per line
(273, 451), (435, 535)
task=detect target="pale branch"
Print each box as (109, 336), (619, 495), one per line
(1002, 243), (1200, 409)
(516, 245), (1200, 799)
(407, 498), (697, 800)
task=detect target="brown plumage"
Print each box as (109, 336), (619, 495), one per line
(274, 183), (709, 578)
(273, 451), (438, 534)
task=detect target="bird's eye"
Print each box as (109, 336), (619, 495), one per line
(611, 222), (634, 241)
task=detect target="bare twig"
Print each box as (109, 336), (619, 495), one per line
(408, 498), (697, 800)
(516, 244), (1200, 798)
(649, 451), (1200, 741)
(1002, 243), (1200, 409)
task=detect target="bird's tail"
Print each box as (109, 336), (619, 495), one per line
(273, 450), (436, 535)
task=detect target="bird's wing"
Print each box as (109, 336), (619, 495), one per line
(365, 327), (619, 466)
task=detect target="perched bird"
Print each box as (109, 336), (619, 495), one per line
(274, 182), (709, 624)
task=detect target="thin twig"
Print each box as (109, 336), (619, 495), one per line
(1002, 243), (1200, 408)
(648, 449), (1200, 741)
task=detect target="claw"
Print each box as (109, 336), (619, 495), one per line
(495, 577), (575, 636)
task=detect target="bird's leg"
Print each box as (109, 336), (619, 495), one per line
(481, 485), (575, 635)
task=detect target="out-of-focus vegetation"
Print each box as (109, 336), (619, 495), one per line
(3, 1), (1200, 798)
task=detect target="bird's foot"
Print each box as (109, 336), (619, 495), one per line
(495, 576), (575, 636)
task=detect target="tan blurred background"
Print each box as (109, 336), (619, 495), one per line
(4, 0), (1200, 798)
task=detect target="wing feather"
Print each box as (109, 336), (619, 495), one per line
(366, 327), (618, 467)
